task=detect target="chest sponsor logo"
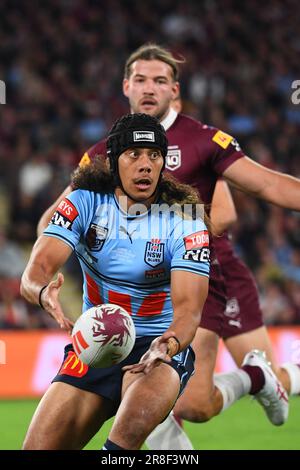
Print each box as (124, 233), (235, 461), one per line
(86, 223), (108, 251)
(145, 268), (166, 280)
(184, 230), (209, 251)
(166, 146), (181, 171)
(144, 239), (165, 267)
(212, 130), (233, 149)
(133, 131), (155, 142)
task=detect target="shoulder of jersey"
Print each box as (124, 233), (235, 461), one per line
(79, 138), (107, 167)
(175, 113), (215, 135)
(177, 114), (234, 150)
(71, 188), (112, 210)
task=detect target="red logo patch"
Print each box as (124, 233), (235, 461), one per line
(59, 351), (88, 377)
(57, 198), (78, 222)
(72, 330), (89, 356)
(184, 230), (209, 250)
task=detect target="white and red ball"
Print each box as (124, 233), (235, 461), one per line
(71, 303), (135, 368)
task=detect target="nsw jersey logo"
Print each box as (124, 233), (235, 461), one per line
(144, 239), (165, 267)
(166, 145), (181, 171)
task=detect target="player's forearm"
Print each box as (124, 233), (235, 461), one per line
(261, 172), (300, 210)
(210, 180), (237, 234)
(20, 260), (52, 306)
(225, 158), (300, 210)
(167, 310), (201, 352)
(211, 216), (236, 236)
(21, 237), (70, 306)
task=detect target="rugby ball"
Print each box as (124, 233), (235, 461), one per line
(71, 303), (136, 368)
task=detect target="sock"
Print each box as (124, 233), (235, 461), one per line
(214, 369), (251, 411)
(242, 365), (265, 394)
(281, 363), (300, 395)
(146, 412), (194, 450)
(173, 414), (183, 427)
(102, 438), (126, 450)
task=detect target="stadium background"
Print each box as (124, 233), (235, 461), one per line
(0, 0), (299, 449)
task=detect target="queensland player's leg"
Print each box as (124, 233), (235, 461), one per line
(23, 382), (115, 450)
(106, 363), (180, 450)
(224, 326), (300, 396)
(176, 326), (288, 425)
(174, 327), (223, 422)
(146, 410), (193, 450)
(225, 326), (280, 380)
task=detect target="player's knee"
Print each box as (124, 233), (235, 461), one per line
(175, 398), (214, 423)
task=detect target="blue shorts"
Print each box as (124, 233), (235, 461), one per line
(52, 336), (195, 412)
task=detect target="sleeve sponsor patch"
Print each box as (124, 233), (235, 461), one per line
(184, 230), (209, 251)
(79, 152), (91, 168)
(212, 130), (233, 149)
(183, 247), (210, 263)
(57, 199), (79, 221)
(50, 198), (79, 230)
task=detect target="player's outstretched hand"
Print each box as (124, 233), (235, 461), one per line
(40, 273), (74, 333)
(122, 330), (176, 375)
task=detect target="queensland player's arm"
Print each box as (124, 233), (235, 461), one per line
(37, 150), (93, 236)
(21, 236), (74, 332)
(223, 156), (300, 210)
(37, 185), (72, 237)
(210, 179), (237, 235)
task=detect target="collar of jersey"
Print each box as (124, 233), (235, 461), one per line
(160, 108), (178, 131)
(113, 193), (156, 220)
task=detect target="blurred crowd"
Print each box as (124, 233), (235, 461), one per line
(0, 0), (300, 328)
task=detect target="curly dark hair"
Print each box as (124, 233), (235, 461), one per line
(71, 155), (211, 229)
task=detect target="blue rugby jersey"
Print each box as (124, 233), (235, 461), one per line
(44, 190), (210, 337)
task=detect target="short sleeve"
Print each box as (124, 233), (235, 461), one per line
(43, 190), (94, 250)
(209, 129), (246, 175)
(169, 217), (210, 278)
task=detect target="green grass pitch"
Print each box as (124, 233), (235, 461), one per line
(0, 397), (299, 450)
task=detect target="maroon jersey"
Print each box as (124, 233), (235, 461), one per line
(213, 231), (263, 337)
(79, 113), (245, 204)
(214, 230), (236, 264)
(165, 114), (244, 204)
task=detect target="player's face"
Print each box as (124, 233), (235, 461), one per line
(116, 147), (164, 207)
(123, 60), (179, 122)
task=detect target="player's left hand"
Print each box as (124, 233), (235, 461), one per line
(122, 330), (176, 375)
(41, 273), (74, 334)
